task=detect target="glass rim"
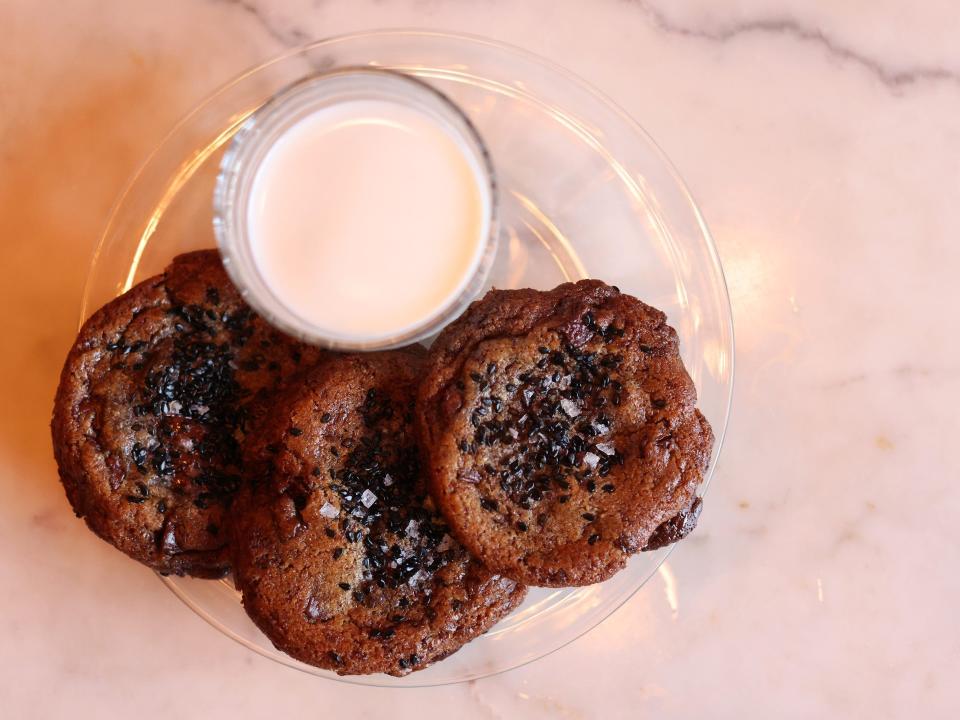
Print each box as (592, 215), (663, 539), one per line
(212, 66), (499, 351)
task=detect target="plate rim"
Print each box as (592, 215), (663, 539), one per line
(82, 28), (736, 687)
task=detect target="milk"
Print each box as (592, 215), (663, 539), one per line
(246, 98), (489, 342)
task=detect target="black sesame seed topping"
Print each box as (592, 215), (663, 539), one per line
(288, 427), (303, 436)
(338, 582), (351, 591)
(588, 533), (601, 545)
(300, 389), (459, 595)
(452, 331), (635, 538)
(332, 547), (344, 560)
(321, 412), (332, 423)
(131, 442), (147, 468)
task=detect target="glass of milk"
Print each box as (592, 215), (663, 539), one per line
(214, 68), (498, 350)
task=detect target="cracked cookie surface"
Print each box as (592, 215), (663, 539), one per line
(51, 250), (324, 577)
(417, 281), (713, 587)
(232, 349), (525, 676)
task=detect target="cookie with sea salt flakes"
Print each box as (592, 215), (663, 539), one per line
(232, 349), (526, 676)
(416, 280), (714, 587)
(51, 250), (325, 578)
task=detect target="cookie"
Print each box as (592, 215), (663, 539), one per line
(416, 280), (713, 587)
(232, 349), (526, 676)
(51, 250), (325, 578)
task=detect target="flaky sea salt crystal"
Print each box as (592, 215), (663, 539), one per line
(593, 420), (610, 434)
(408, 569), (429, 587)
(583, 452), (600, 468)
(560, 399), (581, 417)
(437, 534), (454, 552)
(192, 404), (209, 416)
(319, 502), (339, 518)
(508, 427), (519, 439)
(167, 400), (182, 414)
(405, 520), (420, 539)
(595, 442), (615, 456)
(523, 389), (534, 405)
(382, 474), (394, 486)
(304, 596), (323, 622)
(361, 489), (377, 507)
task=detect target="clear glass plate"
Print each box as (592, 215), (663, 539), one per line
(80, 30), (734, 687)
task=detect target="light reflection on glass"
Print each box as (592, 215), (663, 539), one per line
(513, 190), (588, 280)
(122, 110), (254, 292)
(658, 562), (679, 619)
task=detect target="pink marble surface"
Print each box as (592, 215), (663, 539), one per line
(1, 1), (958, 717)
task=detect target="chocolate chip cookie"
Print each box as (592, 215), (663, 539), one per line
(416, 280), (713, 587)
(232, 349), (526, 676)
(51, 250), (324, 578)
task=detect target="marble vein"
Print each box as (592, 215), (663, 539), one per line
(212, 0), (312, 47)
(635, 1), (960, 92)
(467, 680), (506, 719)
(821, 364), (957, 391)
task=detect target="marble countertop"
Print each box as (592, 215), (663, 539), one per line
(2, 1), (957, 717)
